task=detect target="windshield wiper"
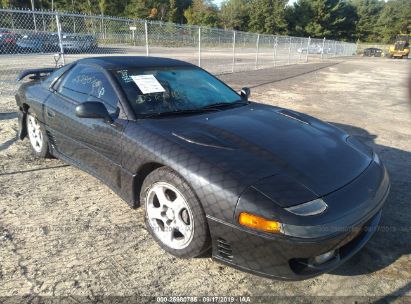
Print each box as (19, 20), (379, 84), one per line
(141, 101), (249, 119)
(199, 100), (249, 110)
(141, 107), (220, 119)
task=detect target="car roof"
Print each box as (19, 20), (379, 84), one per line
(77, 56), (195, 70)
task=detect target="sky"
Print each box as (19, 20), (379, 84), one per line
(212, 0), (297, 7)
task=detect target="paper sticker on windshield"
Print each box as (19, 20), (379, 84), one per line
(131, 75), (165, 94)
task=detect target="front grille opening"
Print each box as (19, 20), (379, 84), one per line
(217, 238), (233, 261)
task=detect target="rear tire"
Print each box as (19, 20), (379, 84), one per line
(26, 112), (51, 158)
(140, 167), (210, 258)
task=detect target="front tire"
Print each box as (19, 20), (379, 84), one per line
(26, 112), (51, 158)
(140, 167), (210, 258)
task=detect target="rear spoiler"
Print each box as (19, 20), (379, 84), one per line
(17, 68), (56, 81)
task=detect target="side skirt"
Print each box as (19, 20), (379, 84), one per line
(49, 146), (138, 208)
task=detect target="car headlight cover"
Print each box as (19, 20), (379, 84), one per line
(239, 212), (283, 233)
(285, 198), (328, 216)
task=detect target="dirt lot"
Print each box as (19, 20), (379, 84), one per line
(0, 57), (410, 302)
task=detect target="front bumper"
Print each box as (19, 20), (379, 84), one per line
(208, 161), (389, 280)
(209, 208), (382, 280)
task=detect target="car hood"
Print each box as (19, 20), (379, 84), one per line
(144, 103), (372, 203)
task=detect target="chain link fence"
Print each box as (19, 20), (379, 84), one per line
(0, 8), (357, 98)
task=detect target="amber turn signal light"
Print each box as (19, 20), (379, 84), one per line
(238, 212), (282, 233)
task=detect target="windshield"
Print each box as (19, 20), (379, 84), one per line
(112, 67), (242, 116)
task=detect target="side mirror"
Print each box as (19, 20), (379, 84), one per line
(75, 101), (112, 122)
(240, 87), (250, 100)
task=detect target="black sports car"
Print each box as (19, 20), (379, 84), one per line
(363, 47), (383, 57)
(15, 56), (390, 280)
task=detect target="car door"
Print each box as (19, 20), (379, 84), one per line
(44, 63), (127, 189)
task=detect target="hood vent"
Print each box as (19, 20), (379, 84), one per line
(172, 132), (234, 150)
(217, 238), (233, 261)
(278, 109), (309, 125)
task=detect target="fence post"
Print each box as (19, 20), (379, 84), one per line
(198, 27), (201, 67)
(133, 20), (136, 46)
(71, 8), (76, 33)
(321, 37), (326, 59)
(298, 38), (303, 60)
(273, 36), (278, 67)
(9, 10), (15, 30)
(328, 40), (331, 57)
(232, 31), (236, 73)
(288, 36), (291, 64)
(55, 13), (65, 66)
(41, 13), (46, 32)
(255, 34), (260, 69)
(144, 20), (149, 56)
(305, 36), (311, 62)
(30, 0), (37, 32)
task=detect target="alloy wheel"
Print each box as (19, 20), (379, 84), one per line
(145, 182), (194, 249)
(27, 114), (43, 153)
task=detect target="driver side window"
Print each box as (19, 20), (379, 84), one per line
(58, 65), (118, 114)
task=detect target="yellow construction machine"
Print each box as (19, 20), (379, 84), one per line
(387, 35), (410, 59)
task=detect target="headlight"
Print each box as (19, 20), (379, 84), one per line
(285, 198), (328, 216)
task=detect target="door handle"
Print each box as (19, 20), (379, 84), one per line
(47, 109), (55, 118)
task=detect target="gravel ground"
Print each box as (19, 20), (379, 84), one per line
(0, 56), (410, 302)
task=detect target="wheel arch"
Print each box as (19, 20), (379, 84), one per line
(133, 162), (204, 212)
(133, 162), (165, 207)
(17, 102), (30, 140)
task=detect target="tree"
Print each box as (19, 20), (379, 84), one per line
(351, 0), (384, 42)
(375, 0), (411, 43)
(220, 0), (249, 31)
(286, 0), (357, 40)
(285, 0), (313, 36)
(168, 0), (192, 23)
(105, 0), (128, 17)
(125, 0), (150, 19)
(98, 0), (107, 16)
(248, 0), (288, 34)
(168, 0), (180, 22)
(183, 0), (220, 27)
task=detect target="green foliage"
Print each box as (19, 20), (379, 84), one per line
(351, 0), (384, 42)
(375, 0), (411, 43)
(286, 0), (357, 40)
(220, 0), (249, 31)
(125, 0), (150, 19)
(248, 0), (288, 34)
(183, 0), (220, 27)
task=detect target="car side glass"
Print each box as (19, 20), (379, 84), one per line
(86, 69), (118, 114)
(55, 65), (120, 116)
(55, 66), (89, 103)
(43, 63), (73, 89)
